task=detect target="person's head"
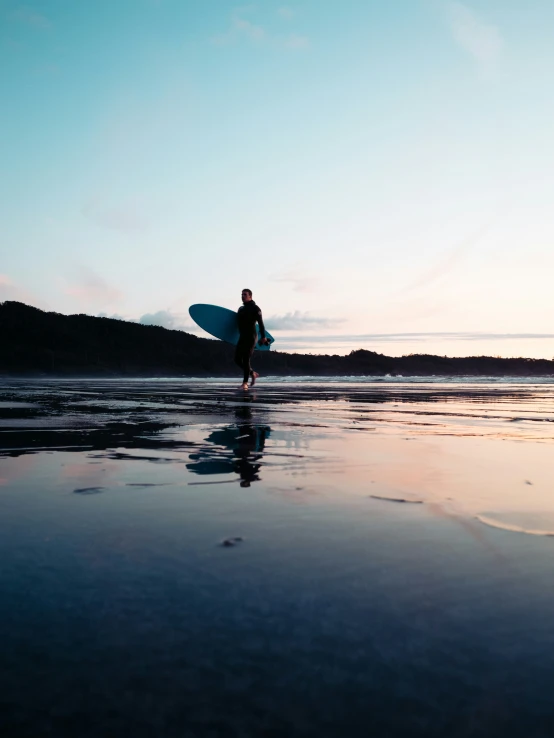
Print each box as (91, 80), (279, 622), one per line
(241, 288), (253, 303)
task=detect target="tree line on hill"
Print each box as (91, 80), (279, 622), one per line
(1, 301), (552, 377)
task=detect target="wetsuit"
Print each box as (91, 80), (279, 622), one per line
(235, 301), (266, 383)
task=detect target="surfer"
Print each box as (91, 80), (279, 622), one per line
(236, 289), (269, 390)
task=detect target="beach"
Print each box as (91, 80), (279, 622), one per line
(2, 378), (554, 736)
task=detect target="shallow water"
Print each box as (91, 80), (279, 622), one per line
(2, 379), (554, 737)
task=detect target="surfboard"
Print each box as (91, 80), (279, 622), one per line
(188, 304), (275, 351)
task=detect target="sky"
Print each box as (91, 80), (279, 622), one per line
(1, 0), (554, 358)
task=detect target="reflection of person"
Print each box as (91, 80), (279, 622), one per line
(234, 423), (269, 486)
(186, 412), (270, 487)
(235, 288), (269, 391)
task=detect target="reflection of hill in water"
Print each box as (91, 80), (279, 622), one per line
(187, 409), (271, 487)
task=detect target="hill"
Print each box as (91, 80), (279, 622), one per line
(0, 301), (552, 377)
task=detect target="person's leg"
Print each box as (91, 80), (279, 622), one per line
(240, 340), (257, 385)
(242, 345), (253, 384)
(235, 344), (244, 372)
(236, 339), (256, 389)
(235, 341), (250, 389)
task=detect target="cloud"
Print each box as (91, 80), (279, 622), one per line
(278, 6), (295, 20)
(404, 224), (490, 292)
(11, 6), (52, 29)
(34, 63), (60, 76)
(266, 311), (345, 331)
(213, 6), (308, 50)
(446, 1), (503, 73)
(234, 16), (265, 41)
(284, 33), (310, 50)
(0, 273), (45, 307)
(96, 312), (126, 321)
(273, 268), (319, 292)
(64, 268), (123, 306)
(279, 332), (554, 344)
(138, 309), (196, 332)
(213, 7), (265, 45)
(82, 200), (149, 234)
(95, 309), (197, 332)
(234, 2), (257, 11)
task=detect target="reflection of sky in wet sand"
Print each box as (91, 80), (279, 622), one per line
(1, 380), (554, 535)
(3, 380), (554, 734)
(317, 431), (554, 535)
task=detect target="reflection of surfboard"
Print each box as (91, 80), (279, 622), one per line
(188, 304), (275, 351)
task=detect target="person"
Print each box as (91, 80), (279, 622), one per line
(235, 288), (269, 390)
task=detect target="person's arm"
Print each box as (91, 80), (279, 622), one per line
(256, 306), (267, 341)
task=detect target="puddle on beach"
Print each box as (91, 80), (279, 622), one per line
(3, 379), (554, 736)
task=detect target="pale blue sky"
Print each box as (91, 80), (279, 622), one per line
(1, 0), (554, 356)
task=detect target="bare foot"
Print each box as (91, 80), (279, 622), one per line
(240, 383), (249, 391)
(250, 371), (260, 387)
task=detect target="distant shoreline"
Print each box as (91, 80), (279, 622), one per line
(1, 369), (554, 379)
(2, 301), (554, 378)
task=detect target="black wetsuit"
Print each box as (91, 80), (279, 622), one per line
(235, 300), (266, 383)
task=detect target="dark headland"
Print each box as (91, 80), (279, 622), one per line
(1, 301), (552, 377)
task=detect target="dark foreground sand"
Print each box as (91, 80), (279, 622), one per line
(2, 378), (554, 737)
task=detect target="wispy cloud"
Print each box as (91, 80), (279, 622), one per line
(266, 311), (346, 331)
(33, 63), (60, 76)
(234, 2), (257, 11)
(12, 6), (52, 29)
(0, 273), (46, 307)
(234, 16), (265, 41)
(404, 224), (490, 292)
(82, 200), (149, 234)
(285, 33), (309, 50)
(446, 1), (503, 74)
(138, 309), (195, 331)
(273, 267), (320, 292)
(96, 312), (126, 321)
(64, 268), (123, 306)
(212, 6), (265, 46)
(213, 6), (308, 50)
(278, 6), (295, 20)
(280, 332), (554, 344)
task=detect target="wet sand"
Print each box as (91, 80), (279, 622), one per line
(2, 378), (554, 737)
